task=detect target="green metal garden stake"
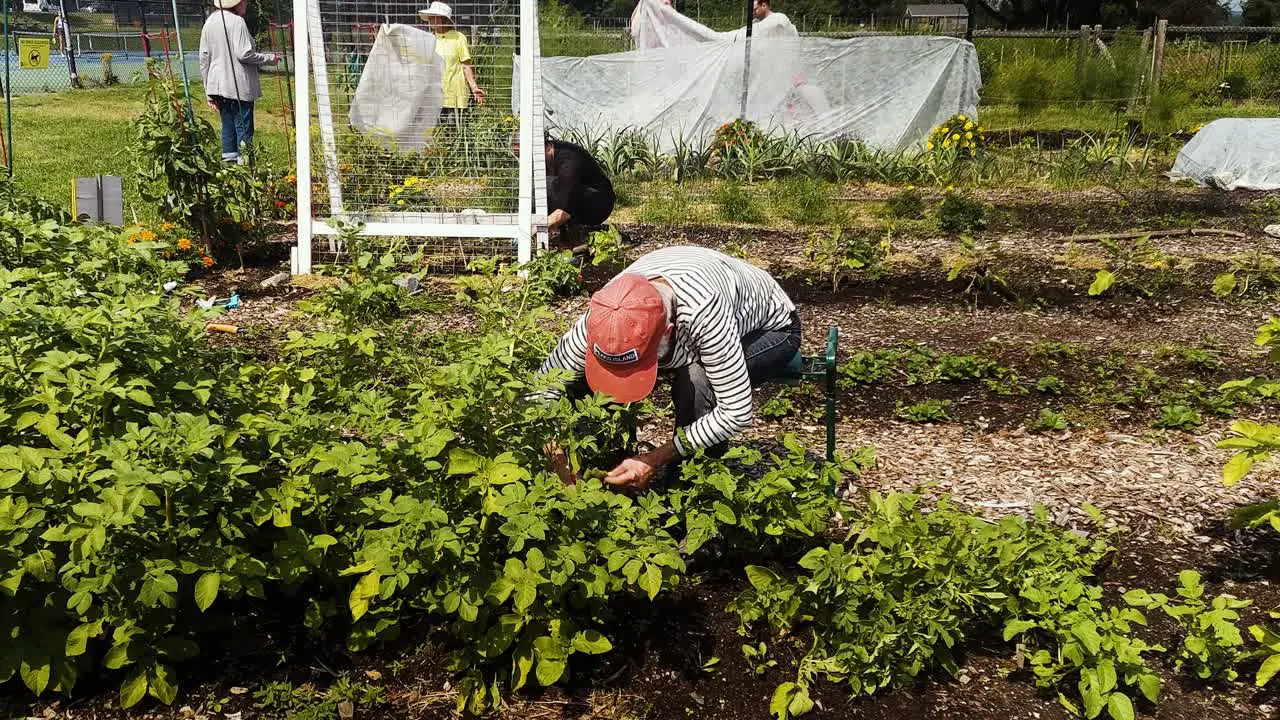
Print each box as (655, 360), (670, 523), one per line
(169, 0), (194, 124)
(3, 0), (11, 176)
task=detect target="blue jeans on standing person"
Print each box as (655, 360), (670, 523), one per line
(212, 95), (254, 164)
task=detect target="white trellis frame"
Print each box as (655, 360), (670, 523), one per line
(290, 0), (547, 274)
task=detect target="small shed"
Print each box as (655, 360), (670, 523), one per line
(904, 4), (969, 33)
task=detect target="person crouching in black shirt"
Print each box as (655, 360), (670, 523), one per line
(524, 135), (616, 250)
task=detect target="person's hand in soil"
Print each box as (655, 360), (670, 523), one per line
(606, 442), (677, 492)
(544, 440), (576, 485)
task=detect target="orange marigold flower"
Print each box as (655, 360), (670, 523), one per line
(177, 238), (192, 250)
(201, 255), (215, 268)
(138, 230), (157, 242)
(127, 234), (138, 243)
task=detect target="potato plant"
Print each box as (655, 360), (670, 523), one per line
(0, 190), (860, 713)
(731, 494), (1128, 720)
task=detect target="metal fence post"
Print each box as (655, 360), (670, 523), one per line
(57, 0), (79, 88)
(1151, 19), (1168, 100)
(2, 0), (10, 176)
(1076, 24), (1089, 84)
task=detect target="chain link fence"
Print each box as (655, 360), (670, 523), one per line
(1159, 26), (1280, 104)
(2, 3), (206, 95)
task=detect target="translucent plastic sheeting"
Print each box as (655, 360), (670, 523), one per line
(524, 34), (979, 152)
(628, 0), (797, 49)
(1169, 118), (1280, 191)
(348, 24), (444, 152)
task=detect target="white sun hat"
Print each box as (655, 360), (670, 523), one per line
(418, 2), (452, 20)
(212, 0), (243, 8)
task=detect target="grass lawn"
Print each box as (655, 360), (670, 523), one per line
(7, 75), (292, 221)
(3, 70), (1271, 223)
(980, 99), (1280, 134)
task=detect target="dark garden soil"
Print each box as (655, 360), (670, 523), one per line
(8, 205), (1280, 720)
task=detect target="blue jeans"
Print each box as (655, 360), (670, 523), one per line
(212, 96), (254, 163)
(672, 311), (803, 457)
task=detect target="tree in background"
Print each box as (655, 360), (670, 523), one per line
(1243, 0), (1280, 24)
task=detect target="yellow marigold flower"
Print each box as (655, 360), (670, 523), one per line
(201, 255), (215, 268)
(927, 142), (935, 151)
(160, 222), (175, 232)
(138, 230), (157, 242)
(177, 238), (192, 250)
(964, 121), (974, 131)
(957, 114), (967, 121)
(950, 134), (961, 142)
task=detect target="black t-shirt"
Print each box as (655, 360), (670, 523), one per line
(546, 139), (614, 219)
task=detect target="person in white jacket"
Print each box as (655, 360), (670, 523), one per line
(199, 0), (280, 164)
(749, 0), (798, 38)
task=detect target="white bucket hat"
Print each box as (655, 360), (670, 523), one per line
(418, 2), (452, 20)
(212, 0), (243, 8)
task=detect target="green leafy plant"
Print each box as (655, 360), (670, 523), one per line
(1212, 249), (1280, 297)
(1005, 595), (1161, 720)
(1031, 409), (1070, 432)
(884, 186), (926, 220)
(132, 67), (274, 261)
(0, 183), (868, 715)
(1124, 570), (1250, 682)
(937, 190), (987, 234)
(1155, 345), (1222, 372)
(806, 229), (886, 292)
(1250, 615), (1280, 687)
(1153, 404), (1203, 431)
(714, 182), (765, 224)
(838, 349), (898, 387)
(895, 399), (952, 423)
(1088, 237), (1177, 298)
(742, 641), (777, 676)
(760, 388), (796, 419)
(1219, 317), (1280, 531)
(944, 235), (1008, 298)
(252, 675), (388, 720)
(587, 225), (625, 267)
(733, 493), (1115, 719)
(777, 177), (843, 227)
(1037, 376), (1067, 395)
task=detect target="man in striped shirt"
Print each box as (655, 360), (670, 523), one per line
(540, 246), (801, 490)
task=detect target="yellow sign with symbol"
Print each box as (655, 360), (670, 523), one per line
(19, 38), (50, 70)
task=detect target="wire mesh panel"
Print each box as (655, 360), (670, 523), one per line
(1161, 29), (1280, 103)
(292, 0), (543, 273)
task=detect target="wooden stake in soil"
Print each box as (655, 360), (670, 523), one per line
(1151, 19), (1168, 100)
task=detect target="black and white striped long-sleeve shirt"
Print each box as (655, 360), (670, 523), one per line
(540, 246), (796, 455)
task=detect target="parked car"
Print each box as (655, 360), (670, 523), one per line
(22, 0), (61, 13)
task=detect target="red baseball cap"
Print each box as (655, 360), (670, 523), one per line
(584, 274), (668, 403)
